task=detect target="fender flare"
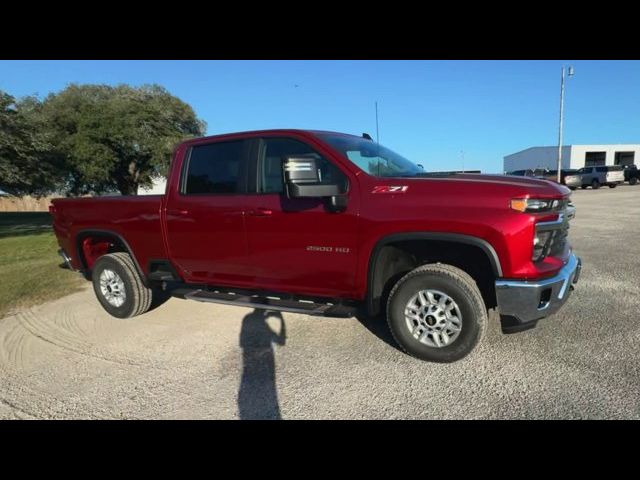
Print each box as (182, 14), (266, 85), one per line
(75, 229), (148, 285)
(366, 232), (503, 315)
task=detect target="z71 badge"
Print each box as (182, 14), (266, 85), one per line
(372, 185), (409, 194)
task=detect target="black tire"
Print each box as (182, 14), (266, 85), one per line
(580, 185), (587, 190)
(568, 186), (577, 190)
(609, 183), (617, 188)
(591, 179), (600, 189)
(386, 263), (487, 363)
(92, 252), (152, 318)
(630, 177), (638, 186)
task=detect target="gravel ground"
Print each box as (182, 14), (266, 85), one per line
(1, 185), (639, 419)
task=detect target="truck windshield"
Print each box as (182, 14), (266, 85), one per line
(317, 133), (422, 178)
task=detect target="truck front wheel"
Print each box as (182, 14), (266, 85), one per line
(91, 252), (152, 318)
(386, 263), (487, 363)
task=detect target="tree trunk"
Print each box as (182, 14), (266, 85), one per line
(117, 161), (140, 196)
(115, 177), (138, 196)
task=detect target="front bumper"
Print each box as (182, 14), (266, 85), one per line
(495, 253), (581, 333)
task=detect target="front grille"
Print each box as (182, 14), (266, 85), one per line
(545, 227), (569, 257)
(534, 204), (571, 261)
(553, 198), (570, 212)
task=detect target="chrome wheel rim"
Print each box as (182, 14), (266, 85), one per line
(404, 289), (462, 348)
(99, 269), (126, 307)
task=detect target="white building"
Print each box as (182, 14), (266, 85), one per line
(503, 144), (639, 173)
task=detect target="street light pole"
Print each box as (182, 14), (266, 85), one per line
(557, 65), (574, 183)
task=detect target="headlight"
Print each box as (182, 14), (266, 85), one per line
(510, 198), (559, 213)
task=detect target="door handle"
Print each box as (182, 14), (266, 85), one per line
(167, 209), (189, 215)
(248, 208), (273, 217)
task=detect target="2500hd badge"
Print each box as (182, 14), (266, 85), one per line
(306, 246), (351, 253)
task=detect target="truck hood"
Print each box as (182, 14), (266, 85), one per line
(404, 173), (570, 197)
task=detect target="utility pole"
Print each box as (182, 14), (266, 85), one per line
(375, 101), (380, 144)
(557, 65), (574, 183)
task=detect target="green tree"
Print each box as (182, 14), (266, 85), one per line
(40, 84), (206, 195)
(0, 91), (61, 196)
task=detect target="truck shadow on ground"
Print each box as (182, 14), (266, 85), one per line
(237, 309), (286, 420)
(354, 312), (401, 352)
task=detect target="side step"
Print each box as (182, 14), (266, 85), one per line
(175, 288), (358, 318)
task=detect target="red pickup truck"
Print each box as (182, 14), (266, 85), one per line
(51, 129), (581, 362)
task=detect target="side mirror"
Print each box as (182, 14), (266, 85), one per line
(282, 156), (347, 212)
(283, 156), (319, 186)
(283, 156), (341, 198)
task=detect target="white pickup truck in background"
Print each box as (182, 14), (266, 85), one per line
(564, 165), (625, 190)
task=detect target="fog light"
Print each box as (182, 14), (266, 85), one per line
(538, 288), (552, 309)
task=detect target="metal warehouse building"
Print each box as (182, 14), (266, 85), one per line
(503, 144), (640, 172)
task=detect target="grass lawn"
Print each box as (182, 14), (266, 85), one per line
(0, 212), (85, 318)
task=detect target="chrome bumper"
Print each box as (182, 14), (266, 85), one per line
(495, 253), (581, 326)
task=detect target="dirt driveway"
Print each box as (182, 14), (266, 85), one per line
(1, 186), (639, 419)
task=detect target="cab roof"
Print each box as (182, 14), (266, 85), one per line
(181, 129), (365, 145)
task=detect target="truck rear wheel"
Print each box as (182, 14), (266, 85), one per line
(92, 252), (152, 318)
(386, 263), (487, 363)
(630, 177), (638, 186)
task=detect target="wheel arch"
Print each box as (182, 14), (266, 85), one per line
(75, 229), (148, 285)
(366, 232), (502, 317)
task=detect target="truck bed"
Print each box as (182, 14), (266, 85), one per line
(51, 195), (166, 275)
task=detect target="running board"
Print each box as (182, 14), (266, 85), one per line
(176, 288), (358, 318)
